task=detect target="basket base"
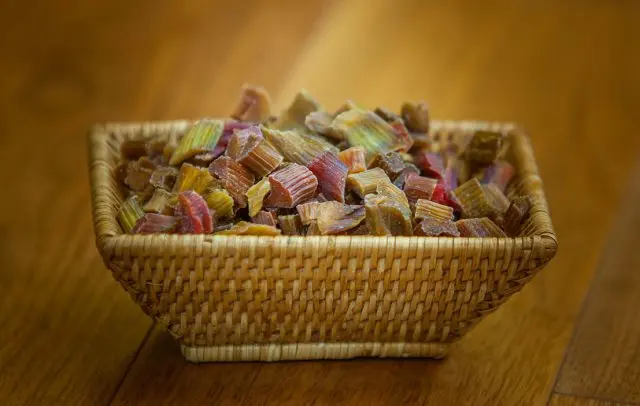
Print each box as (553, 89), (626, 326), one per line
(180, 342), (449, 362)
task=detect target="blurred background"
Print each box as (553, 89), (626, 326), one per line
(1, 1), (639, 405)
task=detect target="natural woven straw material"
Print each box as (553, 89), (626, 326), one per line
(89, 120), (557, 362)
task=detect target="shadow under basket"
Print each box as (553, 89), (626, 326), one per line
(88, 120), (557, 362)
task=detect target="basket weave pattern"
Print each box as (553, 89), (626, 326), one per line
(89, 120), (557, 362)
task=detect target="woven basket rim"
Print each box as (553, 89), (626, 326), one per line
(88, 119), (557, 258)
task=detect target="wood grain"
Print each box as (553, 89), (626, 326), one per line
(553, 160), (640, 403)
(549, 394), (634, 406)
(2, 0), (640, 405)
(0, 1), (328, 405)
(113, 1), (640, 405)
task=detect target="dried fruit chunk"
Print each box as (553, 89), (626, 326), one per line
(331, 109), (411, 157)
(124, 157), (156, 192)
(263, 163), (318, 208)
(364, 194), (413, 236)
(347, 168), (391, 198)
(278, 214), (304, 235)
(236, 134), (284, 177)
(305, 111), (340, 139)
(483, 183), (510, 213)
(230, 84), (272, 123)
(205, 189), (234, 219)
(338, 147), (367, 174)
(262, 127), (327, 165)
(403, 173), (437, 201)
(308, 152), (348, 202)
(374, 106), (400, 122)
(117, 196), (145, 233)
(252, 210), (278, 227)
(400, 101), (430, 133)
(132, 213), (177, 234)
(149, 166), (179, 190)
(273, 90), (322, 131)
(173, 163), (215, 194)
(246, 177), (272, 217)
(209, 156), (255, 208)
(369, 151), (407, 180)
(296, 200), (320, 225)
(413, 150), (445, 179)
(143, 188), (175, 215)
(377, 181), (410, 209)
(316, 203), (366, 235)
(169, 119), (224, 166)
(120, 139), (149, 160)
(465, 130), (502, 168)
(392, 164), (420, 189)
(414, 218), (459, 237)
(453, 178), (503, 219)
(503, 196), (531, 236)
(176, 191), (214, 234)
(481, 161), (515, 192)
(333, 100), (359, 117)
(414, 199), (454, 222)
(456, 217), (506, 237)
(306, 221), (322, 236)
(216, 221), (281, 236)
(388, 119), (414, 152)
(226, 126), (263, 160)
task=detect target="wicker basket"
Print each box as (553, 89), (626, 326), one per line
(89, 120), (557, 362)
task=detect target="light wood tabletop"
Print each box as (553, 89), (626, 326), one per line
(1, 1), (639, 405)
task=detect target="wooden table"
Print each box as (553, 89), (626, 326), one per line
(1, 1), (639, 405)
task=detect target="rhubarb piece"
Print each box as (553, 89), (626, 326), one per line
(302, 132), (340, 155)
(252, 210), (278, 227)
(216, 221), (281, 236)
(503, 196), (531, 236)
(296, 200), (320, 225)
(388, 119), (414, 152)
(306, 221), (322, 236)
(369, 151), (407, 180)
(377, 182), (410, 209)
(453, 178), (503, 219)
(176, 191), (214, 234)
(236, 134), (284, 177)
(403, 173), (437, 201)
(162, 137), (179, 163)
(414, 199), (455, 222)
(346, 168), (391, 198)
(338, 147), (367, 174)
(226, 126), (263, 160)
(273, 90), (322, 131)
(205, 189), (234, 219)
(333, 100), (359, 117)
(374, 106), (400, 122)
(263, 163), (318, 208)
(465, 130), (502, 168)
(132, 213), (177, 234)
(411, 133), (432, 149)
(143, 188), (175, 215)
(483, 183), (510, 213)
(117, 196), (145, 233)
(400, 101), (430, 133)
(331, 109), (411, 157)
(262, 127), (327, 165)
(120, 139), (148, 160)
(209, 156), (255, 208)
(230, 84), (272, 123)
(124, 157), (156, 192)
(246, 177), (272, 217)
(316, 203), (366, 235)
(413, 150), (445, 179)
(149, 166), (179, 190)
(305, 110), (340, 139)
(392, 164), (420, 189)
(364, 194), (413, 236)
(481, 161), (515, 192)
(308, 151), (348, 202)
(278, 214), (304, 235)
(172, 163), (216, 195)
(169, 119), (224, 166)
(456, 217), (506, 237)
(414, 218), (459, 237)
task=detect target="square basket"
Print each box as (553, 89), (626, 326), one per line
(88, 120), (557, 362)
